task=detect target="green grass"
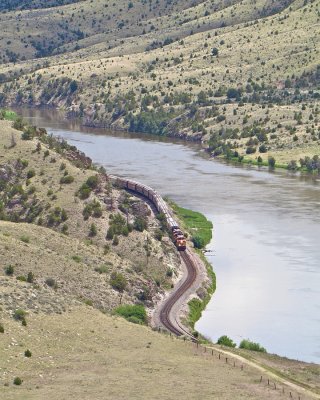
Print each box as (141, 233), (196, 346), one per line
(187, 250), (216, 331)
(170, 202), (213, 248)
(0, 109), (17, 121)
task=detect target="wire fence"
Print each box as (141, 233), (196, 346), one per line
(155, 327), (312, 400)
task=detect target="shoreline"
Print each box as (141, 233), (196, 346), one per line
(7, 105), (320, 176)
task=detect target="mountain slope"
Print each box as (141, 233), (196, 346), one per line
(0, 0), (319, 165)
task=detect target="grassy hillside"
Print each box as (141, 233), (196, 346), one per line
(0, 117), (182, 313)
(0, 0), (82, 12)
(0, 0), (319, 168)
(1, 302), (319, 399)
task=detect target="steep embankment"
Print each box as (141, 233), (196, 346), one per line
(0, 0), (319, 168)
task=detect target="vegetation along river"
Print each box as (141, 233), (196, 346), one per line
(20, 108), (320, 364)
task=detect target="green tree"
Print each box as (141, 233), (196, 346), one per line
(217, 335), (236, 348)
(211, 47), (219, 56)
(268, 156), (276, 168)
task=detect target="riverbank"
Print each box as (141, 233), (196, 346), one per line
(169, 200), (216, 333)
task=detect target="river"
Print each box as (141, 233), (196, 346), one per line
(19, 108), (320, 363)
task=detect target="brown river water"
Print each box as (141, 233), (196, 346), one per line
(19, 108), (320, 363)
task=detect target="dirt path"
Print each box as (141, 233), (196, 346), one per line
(204, 346), (320, 399)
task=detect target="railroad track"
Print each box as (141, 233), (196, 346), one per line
(108, 174), (199, 340)
(159, 249), (198, 340)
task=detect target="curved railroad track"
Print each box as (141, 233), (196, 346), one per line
(159, 249), (198, 340)
(108, 174), (200, 339)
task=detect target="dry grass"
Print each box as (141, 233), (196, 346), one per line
(1, 303), (315, 400)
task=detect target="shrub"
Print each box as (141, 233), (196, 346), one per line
(268, 156), (276, 168)
(134, 216), (147, 232)
(212, 47), (219, 56)
(61, 224), (68, 235)
(217, 335), (236, 348)
(239, 339), (266, 352)
(287, 160), (298, 171)
(72, 255), (81, 263)
(20, 235), (30, 243)
(78, 183), (91, 199)
(83, 200), (102, 219)
(86, 175), (99, 189)
(154, 228), (163, 241)
(47, 207), (68, 226)
(192, 235), (205, 249)
(259, 144), (268, 153)
(27, 272), (34, 283)
(246, 146), (256, 154)
(13, 377), (22, 385)
(13, 309), (26, 321)
(45, 278), (56, 288)
(94, 265), (109, 274)
(115, 304), (147, 324)
(89, 223), (97, 237)
(60, 175), (74, 184)
(166, 268), (173, 277)
(83, 298), (93, 306)
(5, 265), (14, 275)
(110, 272), (127, 292)
(24, 349), (32, 357)
(26, 169), (36, 179)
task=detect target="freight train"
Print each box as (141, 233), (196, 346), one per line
(109, 175), (186, 251)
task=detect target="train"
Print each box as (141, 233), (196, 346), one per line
(109, 175), (187, 251)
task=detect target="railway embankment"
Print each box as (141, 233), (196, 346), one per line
(169, 201), (215, 332)
(108, 174), (214, 337)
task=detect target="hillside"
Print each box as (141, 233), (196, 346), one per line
(0, 117), (184, 313)
(0, 0), (319, 168)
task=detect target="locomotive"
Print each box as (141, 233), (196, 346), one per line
(109, 175), (187, 251)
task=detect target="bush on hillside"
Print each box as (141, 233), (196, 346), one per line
(217, 335), (236, 348)
(115, 304), (147, 324)
(239, 339), (266, 353)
